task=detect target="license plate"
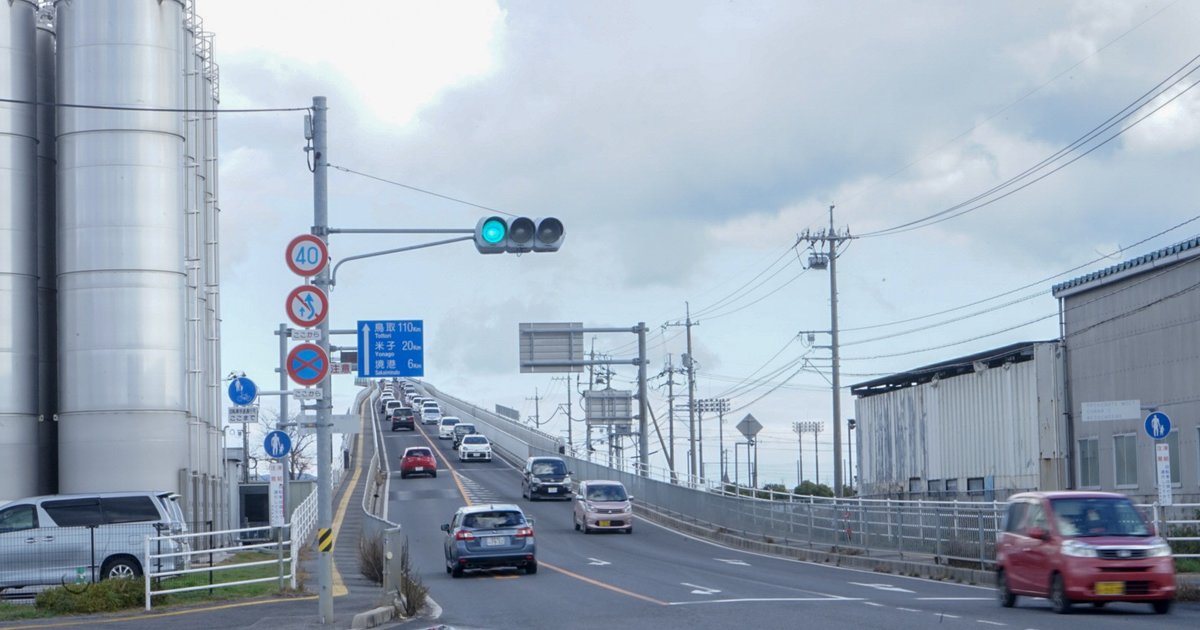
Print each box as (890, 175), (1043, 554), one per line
(547, 487), (558, 493)
(1095, 581), (1123, 596)
(483, 536), (506, 547)
(414, 467), (424, 472)
(598, 520), (610, 527)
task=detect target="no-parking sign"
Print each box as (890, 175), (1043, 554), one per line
(287, 343), (330, 387)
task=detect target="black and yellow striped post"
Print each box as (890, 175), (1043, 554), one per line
(318, 527), (334, 552)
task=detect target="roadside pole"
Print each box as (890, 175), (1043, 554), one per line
(310, 95), (334, 623)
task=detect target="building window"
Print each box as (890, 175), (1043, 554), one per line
(1078, 438), (1099, 487)
(908, 477), (922, 494)
(1113, 434), (1137, 488)
(967, 477), (984, 496)
(1164, 430), (1181, 485)
(927, 479), (941, 497)
(945, 478), (959, 495)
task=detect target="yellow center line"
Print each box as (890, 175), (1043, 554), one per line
(414, 422), (473, 505)
(542, 561), (668, 606)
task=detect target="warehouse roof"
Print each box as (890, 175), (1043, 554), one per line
(849, 340), (1056, 398)
(1052, 236), (1200, 298)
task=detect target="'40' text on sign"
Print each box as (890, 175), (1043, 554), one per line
(357, 320), (424, 377)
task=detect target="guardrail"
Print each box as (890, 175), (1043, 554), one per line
(143, 524), (294, 610)
(418, 381), (1200, 568)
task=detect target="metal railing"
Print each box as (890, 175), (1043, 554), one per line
(143, 524), (295, 610)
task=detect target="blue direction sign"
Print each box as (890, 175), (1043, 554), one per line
(264, 430), (292, 459)
(228, 377), (258, 405)
(1145, 411), (1171, 440)
(358, 320), (424, 377)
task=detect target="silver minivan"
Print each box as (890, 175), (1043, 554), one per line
(0, 491), (189, 591)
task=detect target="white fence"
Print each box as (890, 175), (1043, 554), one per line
(143, 524), (296, 610)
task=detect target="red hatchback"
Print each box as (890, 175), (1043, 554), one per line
(995, 491), (1175, 614)
(399, 446), (437, 479)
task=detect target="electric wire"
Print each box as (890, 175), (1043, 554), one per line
(0, 96), (308, 113)
(328, 164), (519, 217)
(859, 53), (1200, 237)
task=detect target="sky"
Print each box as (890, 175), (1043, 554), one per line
(205, 0), (1200, 490)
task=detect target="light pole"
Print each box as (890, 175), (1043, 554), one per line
(698, 398), (730, 482)
(847, 418), (856, 493)
(794, 421), (823, 487)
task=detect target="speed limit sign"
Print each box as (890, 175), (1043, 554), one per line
(286, 234), (329, 277)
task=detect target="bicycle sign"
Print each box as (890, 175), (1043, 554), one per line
(285, 234), (329, 277)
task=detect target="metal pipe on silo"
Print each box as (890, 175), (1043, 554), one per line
(35, 2), (57, 495)
(182, 5), (204, 492)
(55, 0), (189, 493)
(202, 31), (222, 481)
(0, 0), (40, 502)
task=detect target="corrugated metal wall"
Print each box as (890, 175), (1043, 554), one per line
(856, 342), (1063, 497)
(1063, 253), (1200, 501)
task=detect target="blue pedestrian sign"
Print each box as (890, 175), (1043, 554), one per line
(1145, 412), (1171, 440)
(358, 320), (424, 377)
(228, 377), (258, 405)
(264, 430), (292, 459)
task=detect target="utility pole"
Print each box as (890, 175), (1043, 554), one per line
(308, 95), (333, 623)
(552, 376), (572, 450)
(666, 355), (676, 479)
(526, 387), (542, 427)
(666, 303), (698, 482)
(792, 421), (803, 488)
(798, 205), (851, 496)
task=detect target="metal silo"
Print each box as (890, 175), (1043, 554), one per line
(35, 2), (57, 495)
(0, 0), (39, 502)
(56, 0), (188, 493)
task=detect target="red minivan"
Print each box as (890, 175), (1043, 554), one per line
(995, 491), (1175, 614)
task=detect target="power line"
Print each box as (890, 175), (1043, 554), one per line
(328, 164), (519, 217)
(0, 96), (307, 113)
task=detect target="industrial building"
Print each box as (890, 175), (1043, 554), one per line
(1, 0), (227, 529)
(852, 236), (1200, 503)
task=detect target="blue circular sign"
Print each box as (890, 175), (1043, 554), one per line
(228, 377), (258, 405)
(1145, 411), (1171, 440)
(264, 430), (292, 459)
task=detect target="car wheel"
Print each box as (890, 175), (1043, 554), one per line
(574, 516), (580, 531)
(445, 562), (452, 574)
(1091, 602), (1106, 609)
(625, 526), (633, 534)
(996, 570), (1016, 608)
(582, 521), (591, 534)
(400, 472), (407, 479)
(432, 471), (437, 478)
(1049, 573), (1071, 614)
(525, 560), (538, 575)
(451, 564), (463, 579)
(101, 557), (141, 581)
(1152, 600), (1172, 614)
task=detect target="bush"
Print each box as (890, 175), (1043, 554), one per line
(395, 538), (427, 617)
(359, 535), (385, 584)
(36, 577), (143, 614)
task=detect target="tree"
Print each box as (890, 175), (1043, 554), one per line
(793, 480), (834, 497)
(255, 409), (317, 481)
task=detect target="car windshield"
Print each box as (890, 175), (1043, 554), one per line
(442, 419), (459, 426)
(531, 460), (566, 476)
(462, 511), (524, 529)
(1051, 497), (1150, 537)
(405, 449), (431, 458)
(586, 485), (627, 501)
(463, 436), (487, 445)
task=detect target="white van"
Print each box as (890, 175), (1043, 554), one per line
(0, 491), (189, 591)
(437, 416), (461, 439)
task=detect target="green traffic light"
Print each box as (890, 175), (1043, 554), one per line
(481, 218), (506, 244)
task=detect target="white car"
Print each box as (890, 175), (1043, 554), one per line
(437, 416), (461, 439)
(458, 435), (492, 462)
(423, 407), (443, 425)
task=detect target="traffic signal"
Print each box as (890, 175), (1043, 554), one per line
(474, 216), (565, 254)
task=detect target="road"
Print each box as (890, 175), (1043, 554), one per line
(381, 398), (1199, 630)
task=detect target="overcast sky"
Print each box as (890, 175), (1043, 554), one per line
(205, 0), (1200, 489)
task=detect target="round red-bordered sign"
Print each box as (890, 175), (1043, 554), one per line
(285, 285), (328, 328)
(286, 234), (329, 277)
(287, 343), (330, 387)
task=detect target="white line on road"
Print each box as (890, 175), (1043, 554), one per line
(588, 558), (611, 566)
(938, 613), (961, 619)
(917, 597), (992, 601)
(849, 582), (916, 593)
(862, 602), (884, 607)
(976, 621), (1005, 626)
(669, 597), (864, 606)
(715, 558), (750, 566)
(681, 582), (721, 595)
(897, 607), (921, 612)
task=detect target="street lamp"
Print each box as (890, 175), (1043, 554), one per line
(847, 418), (856, 494)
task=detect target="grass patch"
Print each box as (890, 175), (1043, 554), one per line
(0, 551), (297, 621)
(1175, 557), (1200, 573)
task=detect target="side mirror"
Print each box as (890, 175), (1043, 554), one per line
(1027, 526), (1049, 541)
(526, 517), (536, 526)
(440, 523), (450, 532)
(627, 495), (634, 502)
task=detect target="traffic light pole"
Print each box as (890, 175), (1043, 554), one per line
(310, 96), (334, 623)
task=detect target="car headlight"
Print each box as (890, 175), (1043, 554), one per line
(531, 477), (542, 485)
(1062, 540), (1098, 558)
(563, 475), (572, 485)
(1147, 541), (1173, 557)
(621, 505), (632, 513)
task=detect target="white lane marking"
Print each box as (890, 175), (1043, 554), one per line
(715, 558), (750, 566)
(976, 621), (1005, 626)
(938, 613), (961, 619)
(588, 558), (611, 566)
(862, 602), (884, 607)
(918, 597), (992, 601)
(897, 607), (920, 612)
(681, 582), (721, 595)
(639, 517), (994, 591)
(849, 582), (916, 593)
(669, 597), (863, 606)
